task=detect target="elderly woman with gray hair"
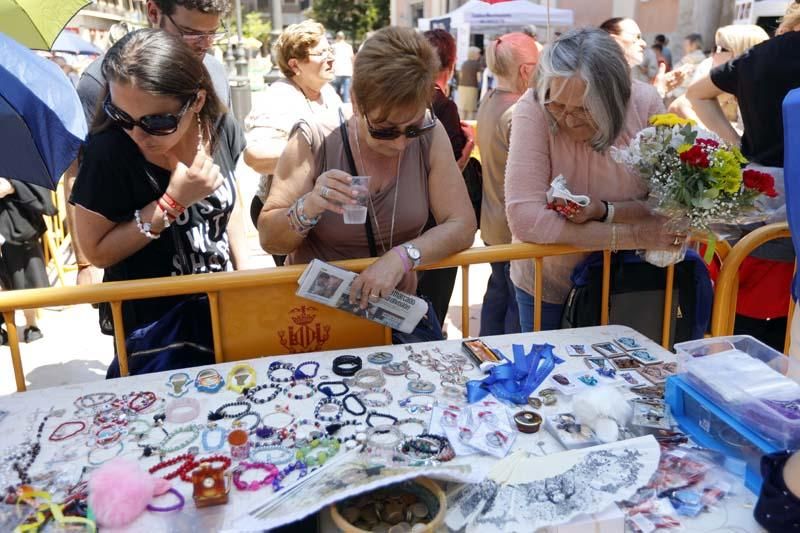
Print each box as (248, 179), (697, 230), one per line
(505, 28), (680, 331)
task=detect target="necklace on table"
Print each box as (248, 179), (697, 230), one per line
(352, 122), (403, 253)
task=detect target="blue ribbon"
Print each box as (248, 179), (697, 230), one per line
(466, 344), (556, 404)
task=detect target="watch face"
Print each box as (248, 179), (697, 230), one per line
(203, 477), (215, 488)
(406, 245), (421, 260)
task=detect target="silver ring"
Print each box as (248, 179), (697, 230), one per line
(672, 236), (681, 246)
(368, 292), (380, 302)
(320, 186), (330, 199)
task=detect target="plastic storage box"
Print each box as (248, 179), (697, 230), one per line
(673, 335), (800, 449)
(665, 375), (778, 494)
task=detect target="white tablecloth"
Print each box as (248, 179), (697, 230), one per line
(0, 326), (762, 532)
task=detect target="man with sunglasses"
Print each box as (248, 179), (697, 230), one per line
(66, 1), (231, 286)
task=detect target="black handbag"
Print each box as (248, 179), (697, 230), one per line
(337, 111), (443, 343)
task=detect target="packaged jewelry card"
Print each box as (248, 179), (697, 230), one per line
(470, 423), (516, 458)
(619, 371), (648, 388)
(545, 413), (599, 449)
(565, 344), (591, 356)
(430, 404), (477, 456)
(612, 356), (642, 371)
(627, 349), (662, 366)
(592, 342), (626, 358)
(584, 357), (614, 371)
(637, 362), (677, 384)
(630, 399), (673, 431)
(615, 336), (644, 351)
(550, 372), (581, 395)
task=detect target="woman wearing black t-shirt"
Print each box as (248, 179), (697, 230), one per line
(71, 29), (247, 375)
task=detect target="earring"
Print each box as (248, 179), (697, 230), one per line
(196, 113), (204, 149)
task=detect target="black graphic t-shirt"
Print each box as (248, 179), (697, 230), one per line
(71, 113), (245, 332)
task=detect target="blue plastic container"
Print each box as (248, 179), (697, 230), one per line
(665, 375), (780, 494)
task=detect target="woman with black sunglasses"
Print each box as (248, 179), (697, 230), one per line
(70, 29), (248, 375)
(258, 27), (475, 330)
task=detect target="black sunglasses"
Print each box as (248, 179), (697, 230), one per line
(103, 93), (196, 136)
(364, 107), (437, 140)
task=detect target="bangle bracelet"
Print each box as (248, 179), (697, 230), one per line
(166, 373), (191, 398)
(343, 393), (367, 416)
(365, 425), (403, 452)
(227, 364), (257, 394)
(147, 487), (185, 512)
(161, 192), (185, 213)
(166, 397), (200, 424)
(347, 369), (386, 389)
(391, 246), (412, 273)
(268, 361), (296, 383)
(332, 355), (362, 377)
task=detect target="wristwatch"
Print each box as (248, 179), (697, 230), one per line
(402, 243), (422, 268)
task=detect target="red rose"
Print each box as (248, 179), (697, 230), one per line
(696, 138), (720, 149)
(680, 145), (710, 168)
(743, 169), (778, 198)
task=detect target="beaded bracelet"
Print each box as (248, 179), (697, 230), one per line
(244, 383), (283, 404)
(48, 421), (86, 442)
(403, 433), (455, 462)
(396, 418), (427, 438)
(267, 362), (296, 383)
(93, 423), (125, 448)
(295, 438), (341, 467)
(227, 364), (257, 394)
(74, 392), (116, 411)
(317, 380), (349, 398)
(178, 455), (232, 483)
(201, 423), (228, 452)
(342, 393), (367, 416)
(357, 387), (393, 408)
(127, 391), (158, 412)
(293, 361), (320, 380)
(233, 411), (262, 433)
(272, 461), (308, 492)
(325, 420), (365, 447)
(148, 452), (196, 480)
(398, 394), (437, 414)
(158, 425), (200, 455)
(251, 444), (294, 465)
(127, 418), (153, 441)
(314, 397), (343, 422)
(347, 369), (386, 389)
(291, 419), (324, 442)
(233, 461), (280, 491)
(87, 441), (124, 466)
(365, 425), (404, 454)
(332, 355), (362, 377)
(195, 369), (225, 393)
(366, 411), (398, 428)
(208, 401), (252, 422)
(284, 380), (316, 400)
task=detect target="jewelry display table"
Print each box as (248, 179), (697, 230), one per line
(0, 326), (762, 532)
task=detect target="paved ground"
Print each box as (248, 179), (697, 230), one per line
(0, 89), (491, 396)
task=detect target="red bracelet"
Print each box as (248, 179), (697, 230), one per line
(157, 199), (178, 220)
(149, 453), (196, 480)
(391, 246), (412, 273)
(161, 193), (186, 214)
(178, 455), (232, 482)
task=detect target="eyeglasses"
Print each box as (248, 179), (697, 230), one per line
(165, 13), (226, 43)
(364, 107), (437, 140)
(543, 93), (593, 124)
(714, 45), (731, 54)
(103, 93), (196, 136)
(308, 47), (335, 58)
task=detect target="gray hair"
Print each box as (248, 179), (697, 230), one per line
(467, 46), (481, 61)
(535, 27), (631, 152)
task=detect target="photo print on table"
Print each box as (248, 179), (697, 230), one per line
(565, 344), (590, 356)
(628, 349), (662, 366)
(637, 362), (677, 384)
(615, 336), (644, 351)
(592, 342), (626, 358)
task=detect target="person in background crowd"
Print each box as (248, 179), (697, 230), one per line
(70, 29), (247, 376)
(670, 24), (768, 127)
(0, 178), (57, 343)
(457, 46), (482, 120)
(258, 27), (475, 341)
(243, 20), (342, 266)
(331, 31), (354, 104)
(49, 56), (79, 87)
(505, 28), (675, 331)
(476, 32), (538, 336)
(418, 29), (476, 328)
(687, 3), (800, 352)
(68, 0), (232, 288)
(599, 18), (656, 83)
(754, 449), (800, 530)
(666, 33), (706, 100)
(654, 34), (672, 70)
(522, 25), (545, 51)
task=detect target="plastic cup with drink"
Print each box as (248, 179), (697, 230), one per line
(343, 176), (370, 224)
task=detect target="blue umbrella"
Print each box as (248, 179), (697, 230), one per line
(0, 32), (87, 190)
(52, 30), (102, 55)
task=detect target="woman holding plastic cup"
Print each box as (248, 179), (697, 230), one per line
(258, 27), (476, 319)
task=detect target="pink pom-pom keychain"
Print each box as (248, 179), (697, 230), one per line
(88, 458), (184, 528)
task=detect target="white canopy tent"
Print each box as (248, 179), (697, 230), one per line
(422, 0), (574, 31)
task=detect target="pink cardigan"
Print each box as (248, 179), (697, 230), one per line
(505, 80), (664, 303)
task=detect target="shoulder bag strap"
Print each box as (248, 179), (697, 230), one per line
(339, 109), (378, 258)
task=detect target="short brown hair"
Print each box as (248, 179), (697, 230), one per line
(152, 0), (230, 16)
(424, 29), (455, 72)
(353, 27), (438, 122)
(274, 20), (326, 78)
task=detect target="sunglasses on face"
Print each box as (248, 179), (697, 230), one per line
(365, 107), (437, 140)
(103, 93), (196, 136)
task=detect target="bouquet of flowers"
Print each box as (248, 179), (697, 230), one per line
(612, 113), (777, 266)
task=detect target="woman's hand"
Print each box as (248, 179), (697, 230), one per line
(548, 199), (604, 224)
(0, 178), (15, 198)
(349, 251), (406, 309)
(634, 216), (687, 250)
(302, 170), (357, 218)
(165, 144), (223, 208)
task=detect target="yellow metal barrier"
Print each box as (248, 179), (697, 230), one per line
(710, 222), (794, 353)
(0, 242), (722, 392)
